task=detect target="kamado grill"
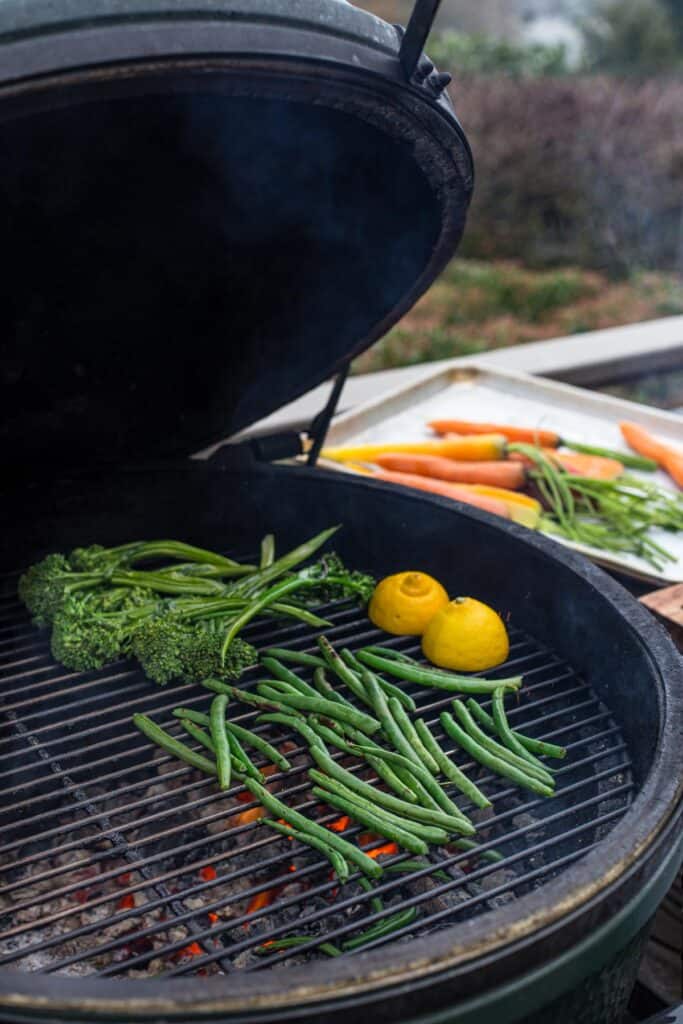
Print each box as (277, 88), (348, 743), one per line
(0, 1), (682, 1021)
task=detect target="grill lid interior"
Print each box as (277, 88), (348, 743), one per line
(0, 0), (473, 473)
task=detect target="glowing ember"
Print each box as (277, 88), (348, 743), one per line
(117, 893), (135, 910)
(364, 842), (399, 860)
(328, 816), (350, 833)
(115, 873), (132, 887)
(199, 865), (216, 882)
(236, 805), (267, 826)
(176, 941), (203, 960)
(208, 912), (218, 925)
(246, 889), (276, 915)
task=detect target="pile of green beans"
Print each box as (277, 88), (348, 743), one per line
(132, 636), (566, 957)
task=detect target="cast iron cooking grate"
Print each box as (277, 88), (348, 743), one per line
(0, 558), (634, 977)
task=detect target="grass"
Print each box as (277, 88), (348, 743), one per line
(353, 259), (683, 374)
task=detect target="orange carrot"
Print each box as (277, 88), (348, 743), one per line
(551, 451), (623, 480)
(370, 469), (511, 519)
(373, 453), (527, 489)
(508, 448), (623, 480)
(429, 419), (560, 448)
(620, 421), (683, 489)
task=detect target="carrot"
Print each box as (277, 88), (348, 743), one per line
(372, 453), (527, 489)
(458, 485), (541, 529)
(321, 435), (507, 464)
(620, 422), (683, 489)
(508, 448), (623, 480)
(551, 451), (623, 480)
(370, 469), (511, 519)
(429, 420), (560, 448)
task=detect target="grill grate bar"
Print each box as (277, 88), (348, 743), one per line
(162, 800), (631, 977)
(0, 657), (581, 792)
(0, 659), (594, 832)
(0, 706), (619, 888)
(0, 580), (635, 978)
(3, 749), (630, 971)
(0, 710), (234, 973)
(37, 757), (631, 975)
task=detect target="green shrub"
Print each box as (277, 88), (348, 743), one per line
(452, 75), (683, 275)
(428, 30), (569, 78)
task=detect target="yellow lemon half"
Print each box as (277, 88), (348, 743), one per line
(421, 597), (509, 671)
(368, 572), (449, 636)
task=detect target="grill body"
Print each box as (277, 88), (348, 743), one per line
(1, 461), (681, 1022)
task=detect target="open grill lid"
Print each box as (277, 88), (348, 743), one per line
(0, 0), (473, 473)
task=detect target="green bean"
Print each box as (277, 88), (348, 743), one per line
(240, 775), (382, 879)
(342, 649), (416, 713)
(311, 786), (428, 855)
(394, 764), (443, 813)
(173, 707), (210, 727)
(359, 669), (421, 768)
(317, 719), (419, 804)
(309, 771), (449, 846)
(224, 728), (262, 779)
(312, 667), (359, 712)
(259, 533), (275, 569)
(223, 720), (292, 771)
(256, 711), (322, 749)
(351, 744), (472, 828)
(387, 697), (439, 774)
(466, 699), (566, 760)
(452, 701), (554, 787)
(453, 838), (504, 864)
(356, 651), (521, 694)
(260, 658), (321, 699)
(264, 819), (349, 883)
(256, 683), (381, 736)
(209, 695), (231, 790)
(177, 718), (217, 756)
(177, 712), (252, 775)
(204, 681), (309, 731)
(307, 743), (469, 833)
(386, 859), (451, 882)
(308, 716), (358, 755)
(341, 907), (418, 951)
(440, 712), (554, 797)
(365, 754), (420, 804)
(363, 645), (416, 664)
(318, 637), (375, 708)
(263, 647), (327, 670)
(414, 719), (491, 809)
(254, 935), (341, 957)
(490, 688), (552, 776)
(359, 876), (384, 915)
(133, 714), (217, 777)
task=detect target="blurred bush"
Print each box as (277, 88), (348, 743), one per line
(581, 0), (682, 75)
(429, 31), (570, 77)
(452, 75), (683, 276)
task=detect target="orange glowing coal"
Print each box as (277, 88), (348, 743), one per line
(199, 865), (216, 882)
(327, 816), (350, 833)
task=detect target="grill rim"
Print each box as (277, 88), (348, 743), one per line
(1, 470), (682, 1019)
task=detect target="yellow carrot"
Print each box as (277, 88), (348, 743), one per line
(459, 484), (541, 529)
(321, 435), (507, 464)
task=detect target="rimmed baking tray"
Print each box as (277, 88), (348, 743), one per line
(319, 363), (683, 585)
